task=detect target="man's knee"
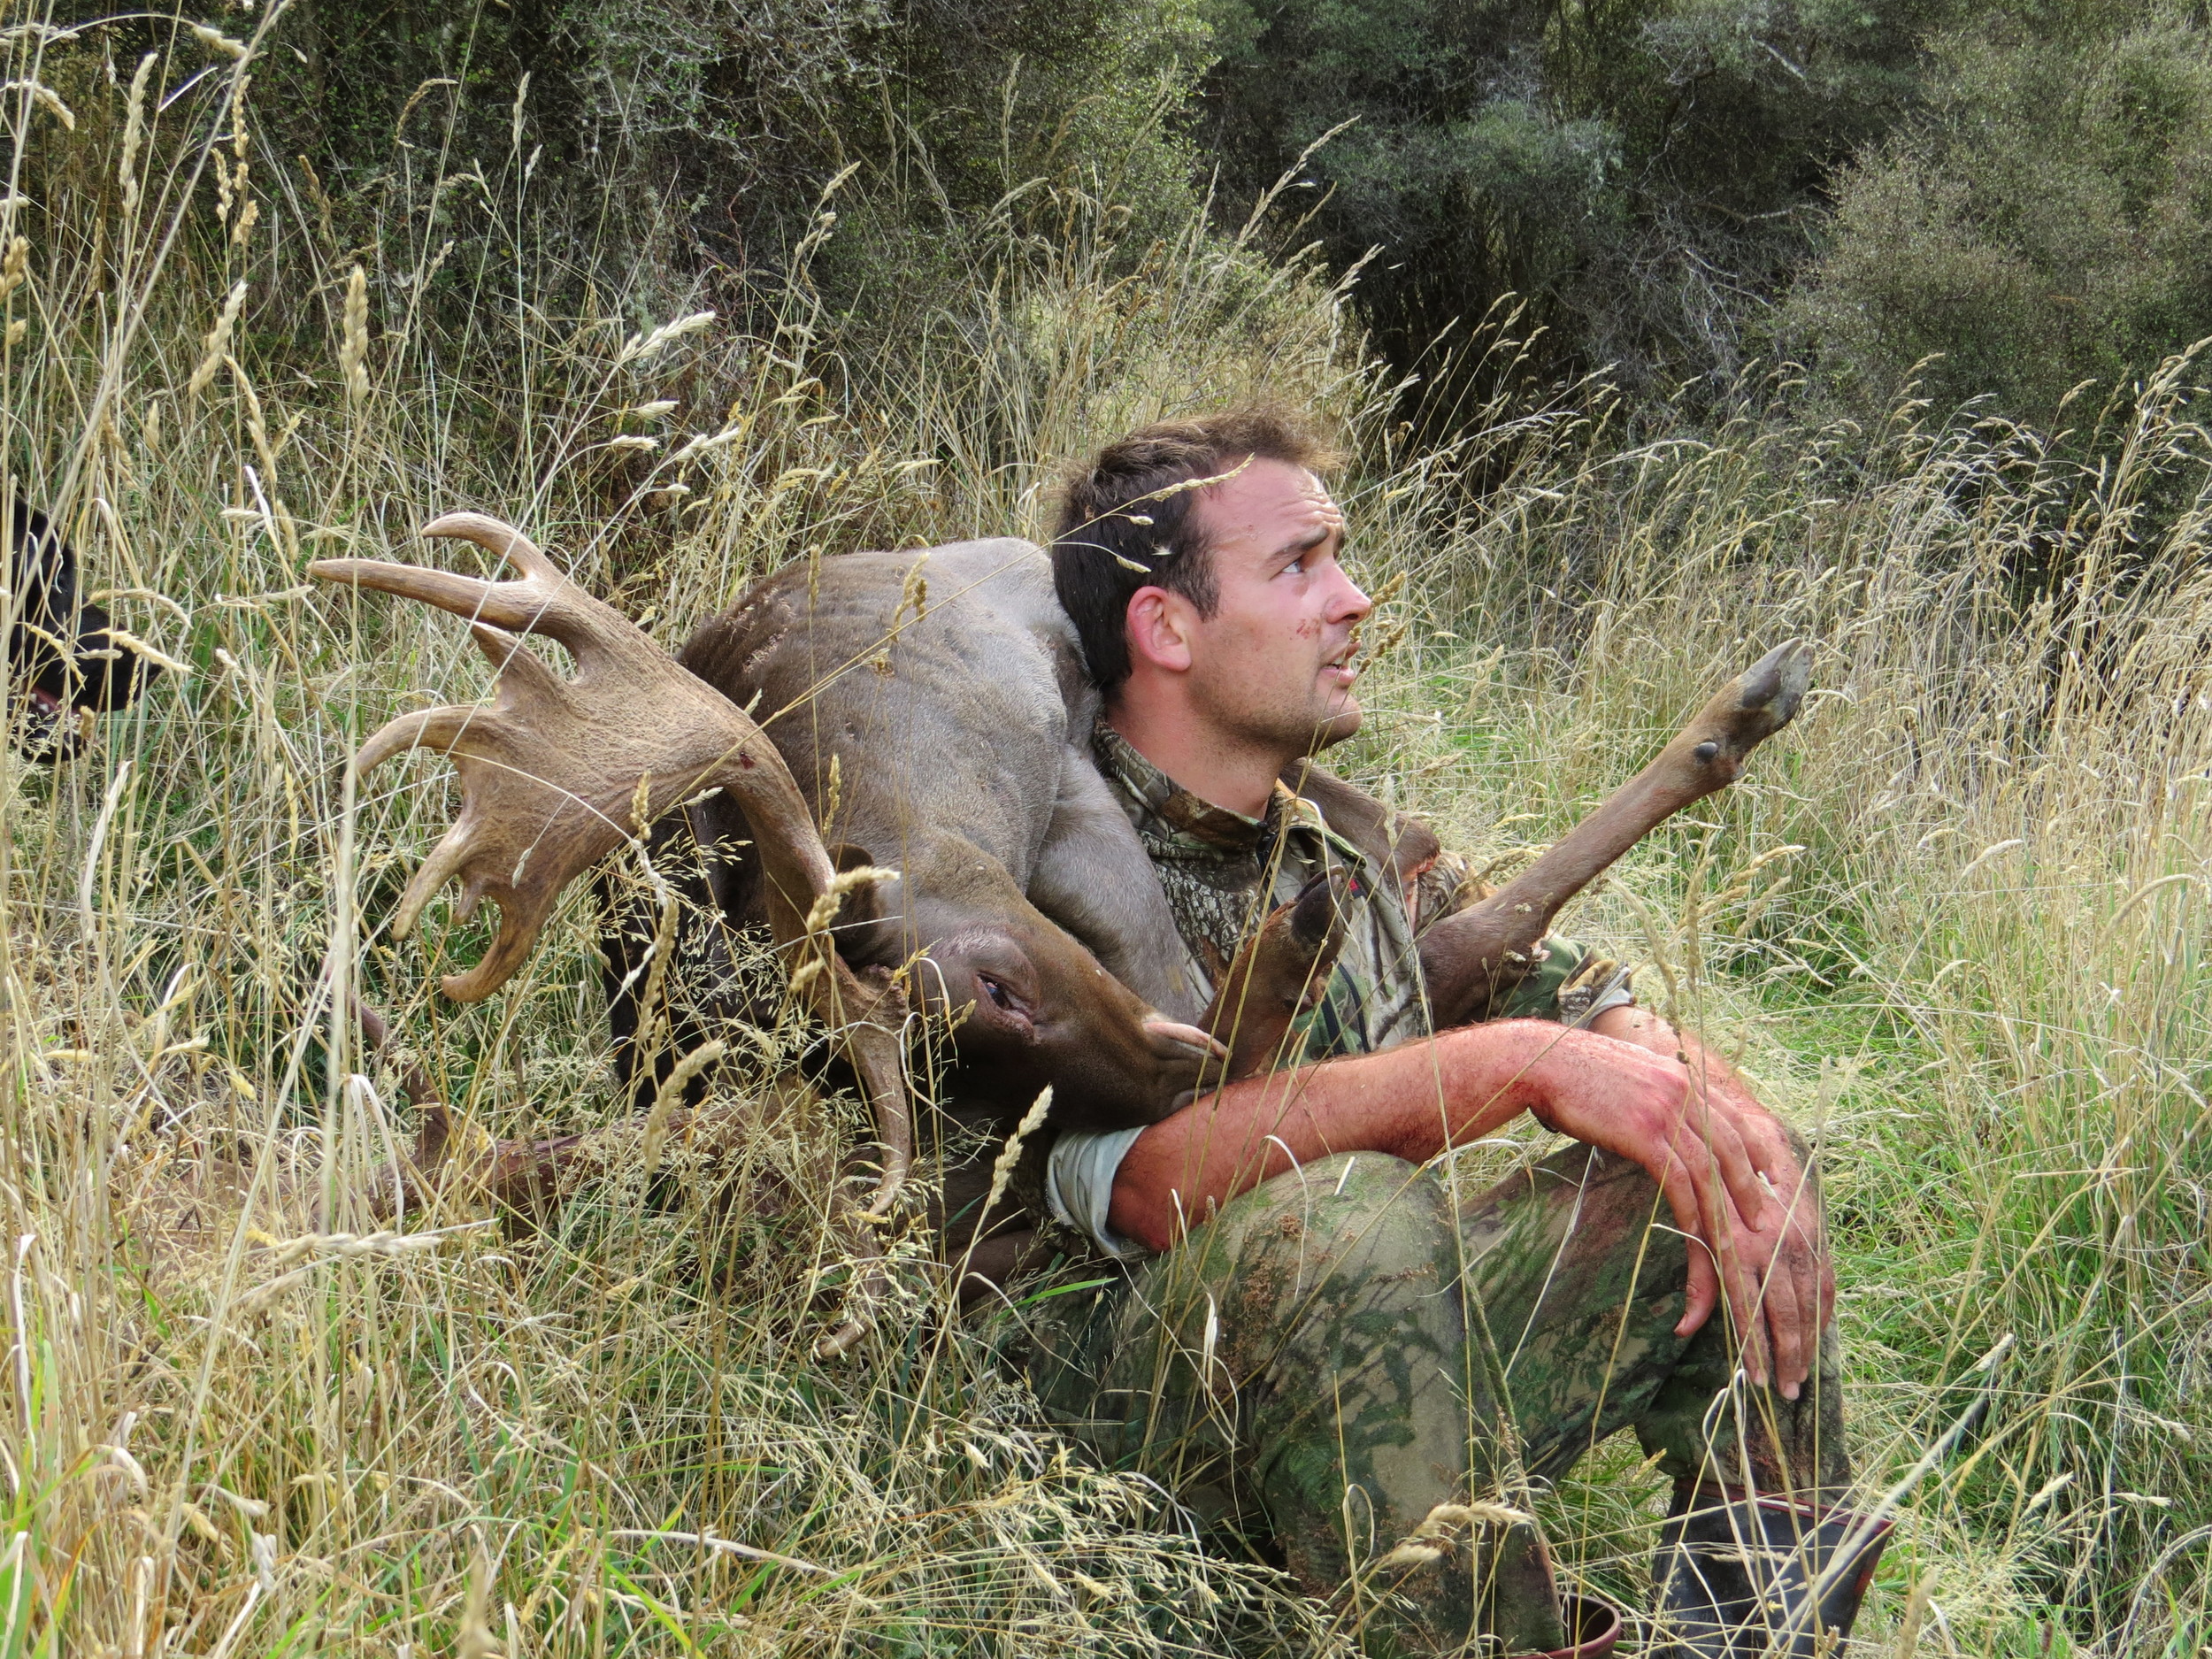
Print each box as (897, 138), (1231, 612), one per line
(1168, 1153), (1461, 1342)
(1250, 1150), (1426, 1213)
(1050, 1154), (1457, 1450)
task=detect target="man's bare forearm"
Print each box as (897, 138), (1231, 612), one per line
(1106, 1000), (1834, 1395)
(1109, 1019), (1594, 1253)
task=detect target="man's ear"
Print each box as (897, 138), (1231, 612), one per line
(1124, 584), (1194, 675)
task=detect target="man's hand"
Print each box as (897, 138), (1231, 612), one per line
(1575, 1006), (1832, 1397)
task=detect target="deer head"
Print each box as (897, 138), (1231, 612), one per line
(311, 513), (912, 1244)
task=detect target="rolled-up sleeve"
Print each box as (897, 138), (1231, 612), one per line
(1043, 1125), (1150, 1259)
(1489, 934), (1635, 1026)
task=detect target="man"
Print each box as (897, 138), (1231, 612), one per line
(1027, 411), (1888, 1655)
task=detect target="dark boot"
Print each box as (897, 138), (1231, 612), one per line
(1648, 1484), (1892, 1656)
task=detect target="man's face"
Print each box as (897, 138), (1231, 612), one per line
(1178, 457), (1371, 757)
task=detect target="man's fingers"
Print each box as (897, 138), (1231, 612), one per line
(1691, 1096), (1830, 1393)
(1786, 1225), (1832, 1394)
(1657, 1144), (1773, 1386)
(1653, 1148), (1720, 1336)
(1759, 1233), (1808, 1398)
(1718, 1225), (1773, 1390)
(1679, 1246), (1718, 1340)
(1614, 1031), (1832, 1398)
(1721, 1189), (1818, 1397)
(1682, 1091), (1770, 1233)
(1764, 1159), (1831, 1384)
(1677, 1135), (1775, 1389)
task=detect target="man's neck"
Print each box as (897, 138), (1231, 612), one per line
(1105, 695), (1286, 819)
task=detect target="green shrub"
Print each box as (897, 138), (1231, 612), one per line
(1197, 0), (1963, 395)
(196, 0), (1213, 357)
(1787, 10), (2212, 424)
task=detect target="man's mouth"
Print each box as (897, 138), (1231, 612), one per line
(1320, 645), (1360, 687)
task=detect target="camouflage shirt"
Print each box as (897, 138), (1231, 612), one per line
(1092, 723), (1627, 1057)
(1091, 724), (1436, 1061)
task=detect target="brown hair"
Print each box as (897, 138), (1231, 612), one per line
(1049, 407), (1339, 695)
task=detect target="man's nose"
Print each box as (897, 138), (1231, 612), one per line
(1331, 569), (1372, 623)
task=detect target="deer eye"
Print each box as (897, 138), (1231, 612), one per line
(979, 974), (1015, 1011)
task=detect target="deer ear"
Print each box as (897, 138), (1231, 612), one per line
(1388, 818), (1443, 895)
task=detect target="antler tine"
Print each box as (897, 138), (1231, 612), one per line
(419, 510), (562, 580)
(419, 511), (671, 678)
(312, 511), (622, 665)
(347, 634), (592, 1000)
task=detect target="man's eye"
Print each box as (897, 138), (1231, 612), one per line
(1284, 557), (1304, 576)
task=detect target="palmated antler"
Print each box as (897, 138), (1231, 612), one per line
(1422, 640), (1815, 1027)
(315, 514), (910, 1352)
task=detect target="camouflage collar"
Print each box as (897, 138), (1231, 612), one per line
(1093, 721), (1294, 852)
(1093, 721), (1358, 870)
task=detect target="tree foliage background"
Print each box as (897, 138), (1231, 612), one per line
(202, 0), (2212, 429)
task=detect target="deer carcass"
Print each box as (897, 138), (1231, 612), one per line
(611, 541), (1809, 1272)
(634, 541), (1811, 1100)
(612, 539), (1246, 1138)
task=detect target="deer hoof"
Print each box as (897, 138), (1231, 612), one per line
(1734, 637), (1813, 729)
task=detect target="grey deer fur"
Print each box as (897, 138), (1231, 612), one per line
(613, 539), (1232, 1139)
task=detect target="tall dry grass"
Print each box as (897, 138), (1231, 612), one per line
(0, 18), (1356, 1658)
(0, 12), (2206, 1658)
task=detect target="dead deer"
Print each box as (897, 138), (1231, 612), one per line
(620, 539), (1233, 1133)
(618, 541), (1809, 1283)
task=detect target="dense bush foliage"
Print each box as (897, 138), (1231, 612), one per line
(1787, 10), (2212, 422)
(227, 0), (1211, 335)
(1196, 0), (2212, 420)
(101, 0), (2212, 427)
(1195, 0), (1958, 393)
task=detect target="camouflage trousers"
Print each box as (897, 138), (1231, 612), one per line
(1025, 1146), (1849, 1655)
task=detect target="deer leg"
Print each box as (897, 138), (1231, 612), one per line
(1201, 870), (1353, 1082)
(1423, 641), (1812, 1028)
